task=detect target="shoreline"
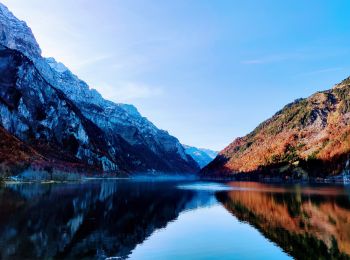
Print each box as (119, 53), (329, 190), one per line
(2, 175), (350, 185)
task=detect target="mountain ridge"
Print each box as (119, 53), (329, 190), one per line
(0, 3), (199, 176)
(202, 79), (350, 179)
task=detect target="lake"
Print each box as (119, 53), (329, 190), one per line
(0, 180), (349, 259)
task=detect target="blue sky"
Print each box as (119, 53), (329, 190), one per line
(3, 0), (350, 150)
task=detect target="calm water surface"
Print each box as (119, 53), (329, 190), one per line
(0, 180), (349, 259)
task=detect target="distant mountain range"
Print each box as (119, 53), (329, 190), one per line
(202, 78), (350, 179)
(0, 3), (200, 176)
(183, 145), (217, 168)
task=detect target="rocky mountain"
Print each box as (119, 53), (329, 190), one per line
(203, 78), (350, 179)
(183, 145), (217, 168)
(0, 3), (199, 176)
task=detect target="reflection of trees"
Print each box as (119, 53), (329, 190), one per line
(217, 183), (350, 260)
(0, 181), (200, 259)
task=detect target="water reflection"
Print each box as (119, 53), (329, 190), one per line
(217, 182), (350, 259)
(1, 180), (350, 259)
(0, 180), (213, 259)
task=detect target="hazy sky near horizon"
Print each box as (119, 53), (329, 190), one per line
(3, 0), (350, 150)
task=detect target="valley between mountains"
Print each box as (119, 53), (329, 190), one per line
(1, 2), (350, 181)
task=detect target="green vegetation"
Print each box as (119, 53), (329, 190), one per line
(338, 76), (350, 86)
(284, 100), (309, 126)
(263, 99), (315, 135)
(339, 100), (350, 114)
(269, 154), (281, 164)
(296, 142), (306, 149)
(282, 145), (299, 163)
(266, 145), (300, 165)
(307, 151), (318, 161)
(334, 87), (350, 114)
(248, 97), (317, 137)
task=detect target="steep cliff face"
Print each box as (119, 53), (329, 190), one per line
(0, 46), (120, 173)
(0, 4), (41, 60)
(203, 79), (350, 179)
(41, 57), (197, 173)
(0, 3), (199, 175)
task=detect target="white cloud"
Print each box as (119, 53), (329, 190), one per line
(241, 53), (304, 65)
(64, 54), (112, 70)
(96, 82), (163, 103)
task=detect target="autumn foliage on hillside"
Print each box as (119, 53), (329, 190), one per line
(217, 182), (350, 258)
(0, 126), (106, 177)
(0, 126), (41, 175)
(203, 78), (350, 178)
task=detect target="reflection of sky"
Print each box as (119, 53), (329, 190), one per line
(177, 182), (233, 191)
(3, 1), (350, 150)
(129, 205), (291, 260)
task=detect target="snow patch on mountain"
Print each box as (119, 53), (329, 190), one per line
(183, 145), (218, 168)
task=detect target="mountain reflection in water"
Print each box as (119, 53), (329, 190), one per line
(217, 182), (350, 260)
(0, 180), (213, 259)
(0, 180), (349, 259)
